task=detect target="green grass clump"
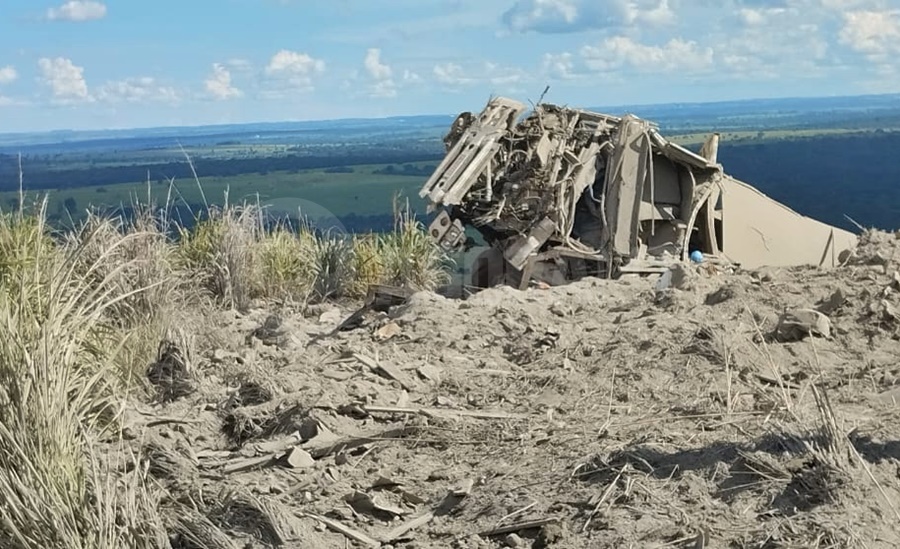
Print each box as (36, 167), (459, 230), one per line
(309, 231), (357, 302)
(378, 202), (452, 291)
(177, 204), (263, 311)
(350, 233), (386, 298)
(258, 225), (316, 301)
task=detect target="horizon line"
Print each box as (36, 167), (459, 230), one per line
(2, 90), (898, 139)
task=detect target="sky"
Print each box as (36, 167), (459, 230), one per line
(0, 0), (898, 132)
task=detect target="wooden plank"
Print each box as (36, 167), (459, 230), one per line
(298, 512), (380, 548)
(364, 405), (528, 421)
(479, 517), (560, 537)
(302, 423), (416, 459)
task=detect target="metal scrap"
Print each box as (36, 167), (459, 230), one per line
(421, 96), (859, 289)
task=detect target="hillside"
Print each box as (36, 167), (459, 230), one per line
(117, 229), (900, 548)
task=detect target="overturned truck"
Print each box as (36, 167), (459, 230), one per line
(420, 97), (858, 289)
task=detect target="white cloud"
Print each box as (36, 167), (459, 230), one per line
(205, 63), (242, 100)
(581, 36), (714, 73)
(97, 77), (179, 104)
(501, 0), (673, 33)
(0, 66), (17, 85)
(484, 62), (528, 86)
(542, 52), (577, 79)
(265, 50), (325, 91)
(717, 6), (832, 81)
(364, 48), (392, 80)
(402, 69), (422, 83)
(620, 0), (674, 26)
(266, 50), (325, 75)
(738, 7), (787, 26)
(46, 1), (107, 22)
(433, 63), (475, 86)
(839, 10), (900, 57)
(502, 0), (580, 33)
(38, 57), (91, 102)
(370, 80), (398, 98)
(820, 0), (873, 9)
(362, 48), (396, 98)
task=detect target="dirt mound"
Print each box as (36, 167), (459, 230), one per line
(116, 231), (900, 548)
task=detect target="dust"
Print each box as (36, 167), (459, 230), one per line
(119, 230), (900, 548)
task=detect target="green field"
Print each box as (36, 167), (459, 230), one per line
(6, 163), (434, 223)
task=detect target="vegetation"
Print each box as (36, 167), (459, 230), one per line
(0, 186), (451, 548)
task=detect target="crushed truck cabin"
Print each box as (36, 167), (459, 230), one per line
(419, 97), (859, 289)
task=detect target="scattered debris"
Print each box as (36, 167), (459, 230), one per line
(479, 518), (561, 537)
(299, 511), (381, 548)
(354, 352), (416, 391)
(420, 96), (858, 289)
(248, 314), (288, 346)
(146, 339), (194, 402)
(362, 404), (530, 421)
(775, 309), (833, 341)
(374, 321), (402, 341)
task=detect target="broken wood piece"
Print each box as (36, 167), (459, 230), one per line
(754, 373), (801, 390)
(298, 512), (380, 548)
(363, 405), (529, 421)
(479, 517), (560, 537)
(382, 510), (436, 543)
(145, 416), (205, 427)
(382, 483), (473, 542)
(302, 422), (417, 459)
(222, 454), (278, 475)
(345, 490), (409, 518)
(354, 353), (415, 391)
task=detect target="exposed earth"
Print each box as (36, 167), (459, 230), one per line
(124, 230), (900, 548)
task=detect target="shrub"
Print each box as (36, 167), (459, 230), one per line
(350, 233), (386, 298)
(177, 204), (263, 311)
(379, 202), (452, 291)
(258, 225), (316, 301)
(309, 231), (356, 302)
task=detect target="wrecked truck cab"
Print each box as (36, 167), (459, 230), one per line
(420, 96), (859, 290)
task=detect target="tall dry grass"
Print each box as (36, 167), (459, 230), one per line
(0, 179), (451, 547)
(0, 199), (168, 548)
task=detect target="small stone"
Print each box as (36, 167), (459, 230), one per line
(285, 448), (315, 469)
(374, 322), (402, 341)
(427, 469), (451, 481)
(775, 309), (832, 341)
(549, 302), (567, 317)
(417, 364), (443, 384)
(212, 348), (228, 363)
(705, 285), (735, 306)
(504, 533), (524, 548)
(318, 308), (343, 325)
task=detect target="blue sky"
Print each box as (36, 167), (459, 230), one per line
(0, 0), (898, 132)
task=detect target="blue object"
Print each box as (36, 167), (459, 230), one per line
(690, 250), (704, 263)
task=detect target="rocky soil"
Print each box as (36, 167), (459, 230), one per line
(122, 230), (900, 548)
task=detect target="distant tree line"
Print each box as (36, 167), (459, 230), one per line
(373, 164), (438, 176)
(0, 150), (445, 192)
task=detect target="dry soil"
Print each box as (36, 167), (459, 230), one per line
(123, 230), (900, 549)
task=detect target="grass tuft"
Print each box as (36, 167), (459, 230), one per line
(0, 197), (167, 548)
